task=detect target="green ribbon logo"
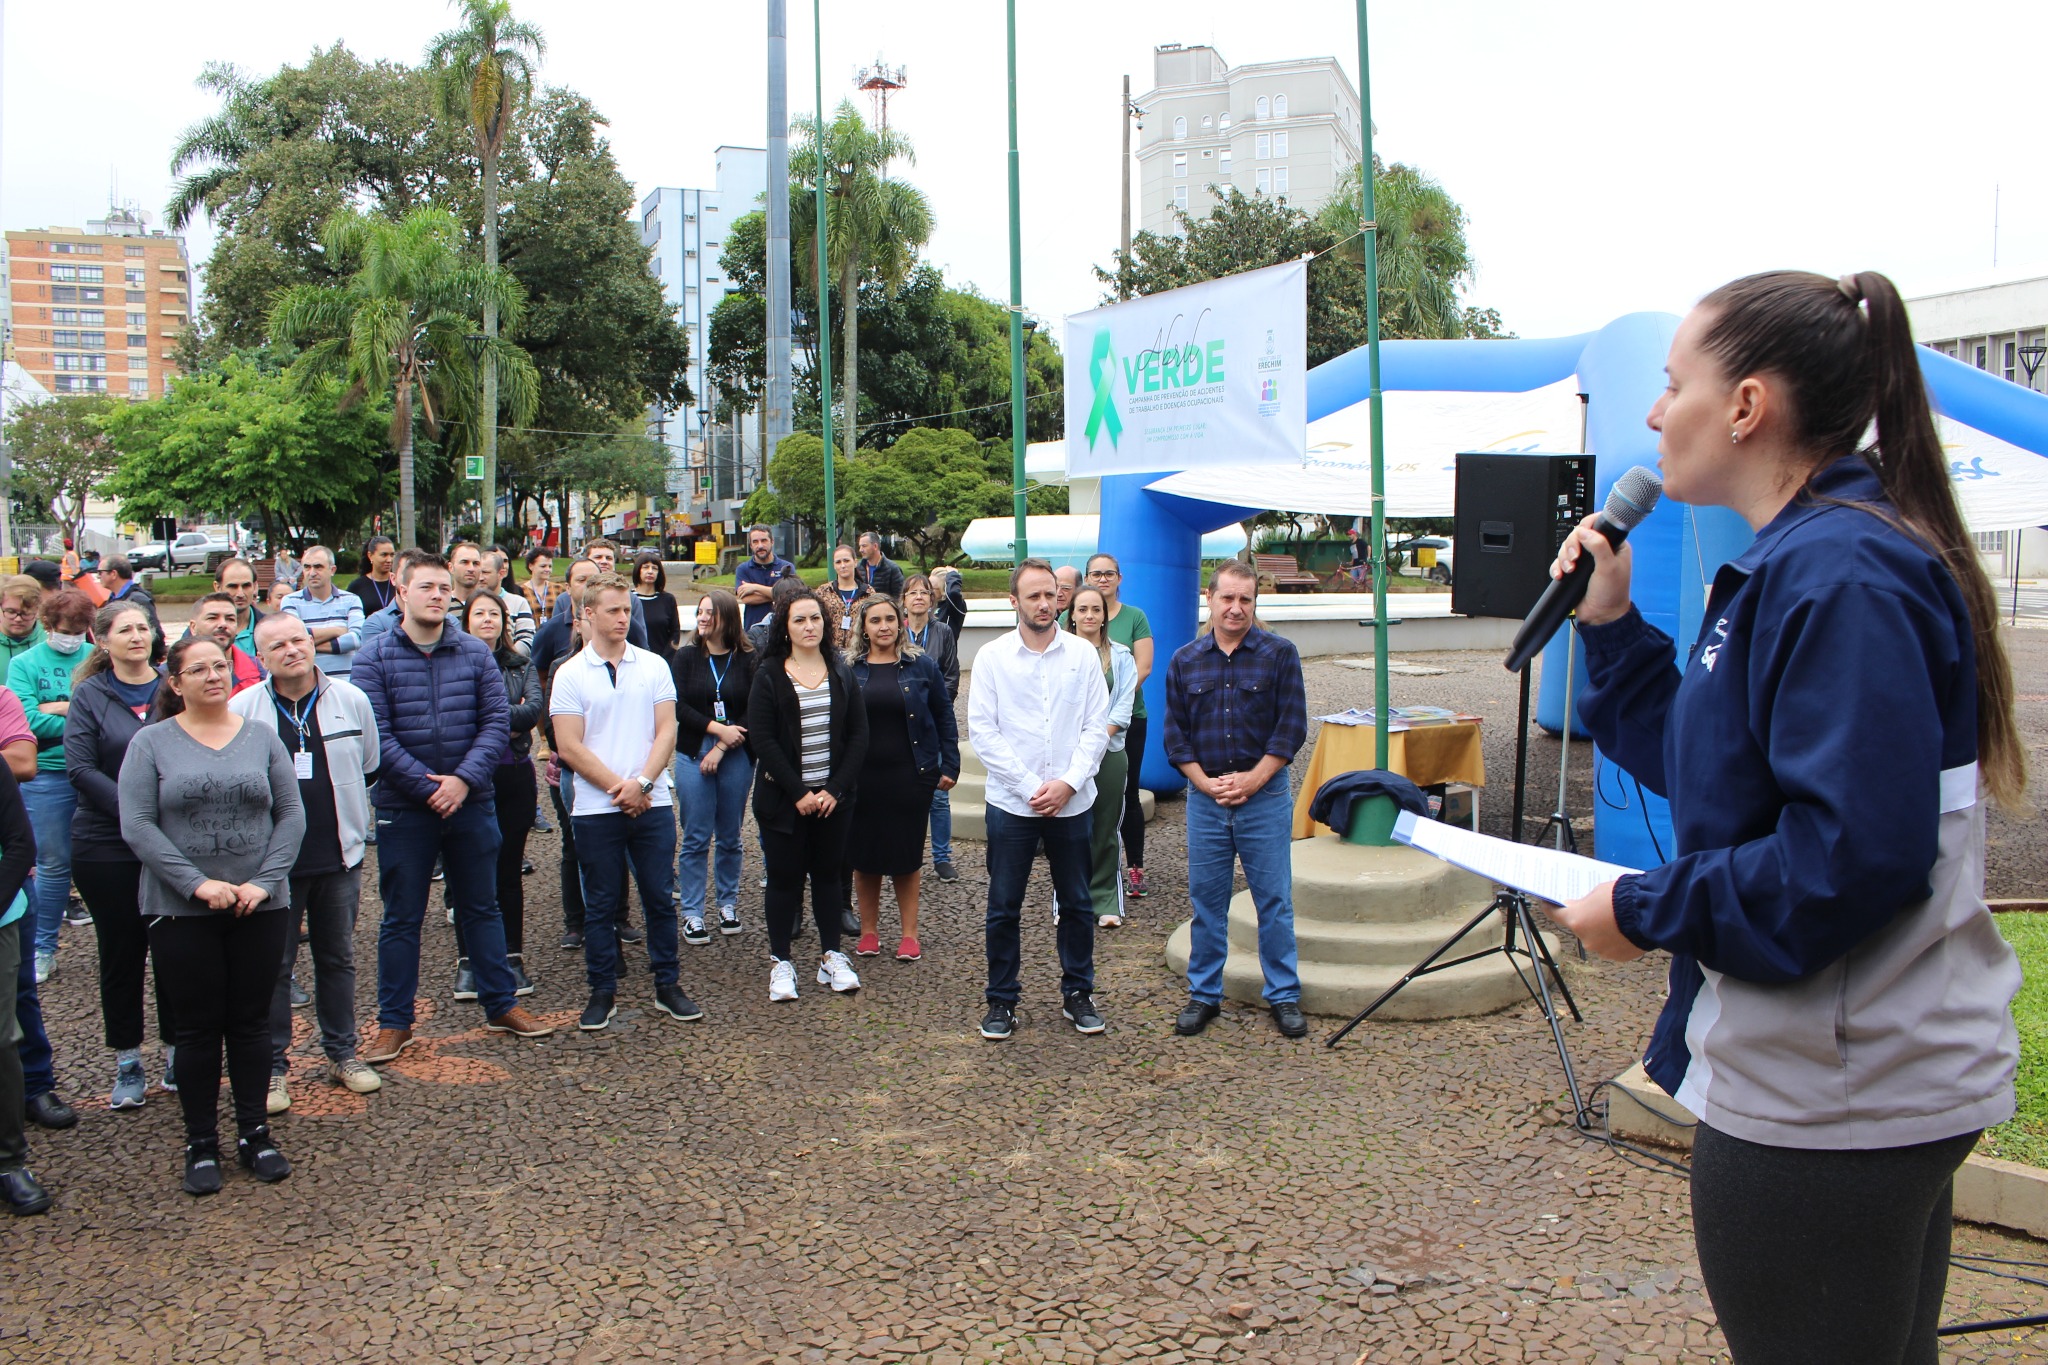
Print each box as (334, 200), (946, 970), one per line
(1085, 330), (1124, 451)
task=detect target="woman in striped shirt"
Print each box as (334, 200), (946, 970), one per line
(747, 593), (868, 1003)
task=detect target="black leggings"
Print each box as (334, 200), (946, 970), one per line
(1119, 715), (1147, 869)
(148, 909), (292, 1144)
(463, 762), (537, 956)
(75, 859), (171, 1051)
(1690, 1122), (1979, 1365)
(761, 803), (852, 960)
(550, 781), (584, 932)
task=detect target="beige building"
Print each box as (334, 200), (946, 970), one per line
(1135, 44), (1364, 236)
(6, 210), (191, 400)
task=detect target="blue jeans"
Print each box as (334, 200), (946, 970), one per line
(573, 808), (680, 993)
(983, 805), (1095, 1006)
(22, 770), (75, 958)
(928, 786), (953, 865)
(1184, 776), (1300, 1005)
(375, 801), (517, 1026)
(674, 737), (753, 917)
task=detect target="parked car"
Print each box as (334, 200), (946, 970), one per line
(1401, 536), (1454, 585)
(128, 532), (235, 574)
(128, 541), (172, 571)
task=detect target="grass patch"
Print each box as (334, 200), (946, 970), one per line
(1981, 912), (2048, 1168)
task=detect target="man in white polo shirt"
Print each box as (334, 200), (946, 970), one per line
(967, 557), (1111, 1042)
(549, 573), (699, 1032)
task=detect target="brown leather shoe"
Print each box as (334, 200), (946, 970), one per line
(362, 1028), (414, 1064)
(485, 1006), (555, 1038)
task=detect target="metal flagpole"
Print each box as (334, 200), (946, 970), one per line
(813, 0), (836, 544)
(1005, 0), (1029, 561)
(765, 0), (793, 506)
(1356, 0), (1389, 769)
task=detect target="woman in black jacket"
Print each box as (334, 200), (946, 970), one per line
(845, 596), (958, 964)
(672, 589), (756, 945)
(64, 600), (168, 1108)
(631, 553), (682, 661)
(453, 592), (542, 998)
(901, 573), (962, 883)
(747, 592), (867, 1003)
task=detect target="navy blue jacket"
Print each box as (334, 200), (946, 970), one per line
(1577, 456), (2018, 1149)
(353, 624), (510, 811)
(852, 651), (960, 784)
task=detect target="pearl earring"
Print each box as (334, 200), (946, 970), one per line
(1731, 429), (1742, 444)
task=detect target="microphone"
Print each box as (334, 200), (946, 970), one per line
(1501, 466), (1663, 673)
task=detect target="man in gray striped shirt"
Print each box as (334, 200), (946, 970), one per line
(280, 546), (365, 679)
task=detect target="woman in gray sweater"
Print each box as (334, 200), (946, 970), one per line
(120, 635), (304, 1196)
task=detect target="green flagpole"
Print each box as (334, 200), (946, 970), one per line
(1005, 0), (1029, 561)
(1356, 0), (1389, 771)
(814, 0), (836, 546)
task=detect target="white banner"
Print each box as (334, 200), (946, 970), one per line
(1064, 260), (1306, 477)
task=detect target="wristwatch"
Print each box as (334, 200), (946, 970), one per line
(636, 776), (655, 795)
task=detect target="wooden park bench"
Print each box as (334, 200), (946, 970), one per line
(1253, 553), (1323, 593)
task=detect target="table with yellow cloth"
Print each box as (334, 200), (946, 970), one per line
(1290, 719), (1486, 839)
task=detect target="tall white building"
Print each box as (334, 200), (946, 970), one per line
(1134, 44), (1364, 237)
(640, 145), (768, 525)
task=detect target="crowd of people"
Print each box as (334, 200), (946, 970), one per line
(0, 526), (1314, 1216)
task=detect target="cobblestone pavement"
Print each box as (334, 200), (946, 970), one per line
(4, 641), (2045, 1363)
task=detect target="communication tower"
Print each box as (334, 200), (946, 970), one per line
(854, 57), (907, 131)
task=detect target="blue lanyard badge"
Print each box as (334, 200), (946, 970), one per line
(273, 684), (319, 780)
(706, 652), (730, 723)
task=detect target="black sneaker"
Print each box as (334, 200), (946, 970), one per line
(653, 982), (703, 1022)
(1271, 1001), (1309, 1038)
(1062, 992), (1106, 1035)
(716, 904), (742, 936)
(521, 859), (535, 876)
(1175, 999), (1222, 1036)
(979, 1003), (1016, 1041)
(236, 1128), (292, 1183)
(508, 953), (535, 996)
(681, 917), (712, 947)
(25, 1092), (77, 1130)
(452, 957), (477, 1001)
(617, 921), (645, 946)
(559, 928), (584, 951)
(63, 900), (91, 926)
(579, 992), (617, 1031)
(183, 1141), (224, 1196)
(934, 861), (959, 883)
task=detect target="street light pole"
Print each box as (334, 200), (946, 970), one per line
(813, 0), (836, 547)
(1005, 0), (1029, 561)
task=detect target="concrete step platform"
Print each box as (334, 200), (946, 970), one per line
(948, 743), (1156, 842)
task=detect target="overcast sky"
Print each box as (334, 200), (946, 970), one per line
(6, 0), (2047, 343)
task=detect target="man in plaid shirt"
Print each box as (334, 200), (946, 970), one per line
(1163, 561), (1309, 1039)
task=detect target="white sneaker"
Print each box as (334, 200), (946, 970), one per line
(33, 950), (54, 985)
(818, 950), (861, 993)
(768, 957), (799, 1002)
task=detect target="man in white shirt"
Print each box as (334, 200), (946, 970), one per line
(966, 558), (1111, 1041)
(549, 574), (698, 1032)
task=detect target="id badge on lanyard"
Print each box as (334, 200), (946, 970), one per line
(295, 750), (314, 780)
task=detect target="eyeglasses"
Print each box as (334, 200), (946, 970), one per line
(178, 662), (233, 680)
(1086, 569), (1117, 579)
(0, 605), (34, 618)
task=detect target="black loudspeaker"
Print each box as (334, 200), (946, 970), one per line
(1451, 453), (1595, 620)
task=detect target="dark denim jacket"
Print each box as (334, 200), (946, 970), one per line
(852, 651), (960, 784)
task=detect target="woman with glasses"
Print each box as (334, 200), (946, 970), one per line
(0, 577), (46, 674)
(65, 602), (170, 1107)
(120, 636), (305, 1195)
(8, 588), (95, 984)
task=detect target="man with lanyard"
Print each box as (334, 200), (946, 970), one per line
(735, 525), (797, 634)
(353, 553), (553, 1058)
(1163, 561), (1309, 1039)
(280, 545), (365, 680)
(215, 558), (266, 664)
(967, 558), (1111, 1042)
(232, 614), (385, 1112)
(857, 533), (905, 600)
(186, 594), (264, 696)
(1085, 553), (1156, 901)
(548, 573), (698, 1032)
(347, 536), (398, 620)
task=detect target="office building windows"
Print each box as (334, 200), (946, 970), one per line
(1255, 168), (1271, 195)
(52, 354), (107, 371)
(1256, 132), (1271, 159)
(51, 309), (103, 325)
(52, 286), (104, 304)
(125, 244), (145, 257)
(125, 290), (144, 303)
(127, 354), (148, 370)
(1173, 152), (1187, 178)
(128, 334), (147, 349)
(1255, 95), (1270, 119)
(1219, 149), (1232, 174)
(53, 376), (107, 393)
(127, 311), (145, 328)
(49, 242), (102, 255)
(51, 265), (104, 283)
(1172, 115), (1186, 140)
(1274, 94), (1288, 118)
(126, 267), (145, 285)
(1173, 185), (1189, 210)
(2005, 341), (2016, 381)
(1274, 131), (1289, 157)
(129, 378), (148, 396)
(1219, 111), (1231, 130)
(1274, 167), (1289, 194)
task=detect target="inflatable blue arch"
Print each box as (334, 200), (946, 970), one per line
(1099, 312), (2048, 870)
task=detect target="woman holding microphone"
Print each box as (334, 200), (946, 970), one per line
(1551, 269), (2025, 1364)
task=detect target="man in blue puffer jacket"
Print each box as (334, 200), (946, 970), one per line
(351, 553), (554, 1061)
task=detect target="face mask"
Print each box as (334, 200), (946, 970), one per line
(46, 632), (86, 655)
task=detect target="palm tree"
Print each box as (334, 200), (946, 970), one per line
(791, 100), (934, 456)
(167, 62), (261, 231)
(1315, 160), (1477, 340)
(426, 0), (545, 545)
(271, 207), (538, 549)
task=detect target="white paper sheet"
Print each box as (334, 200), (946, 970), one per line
(1392, 811), (1643, 905)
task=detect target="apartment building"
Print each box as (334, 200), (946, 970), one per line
(1134, 44), (1364, 236)
(5, 210), (191, 400)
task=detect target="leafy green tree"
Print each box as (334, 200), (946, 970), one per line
(270, 207), (538, 548)
(742, 433), (845, 548)
(548, 430), (669, 537)
(426, 0), (546, 544)
(790, 100), (934, 458)
(2, 396), (120, 542)
(840, 427), (1010, 569)
(1095, 161), (1507, 365)
(98, 357), (390, 550)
